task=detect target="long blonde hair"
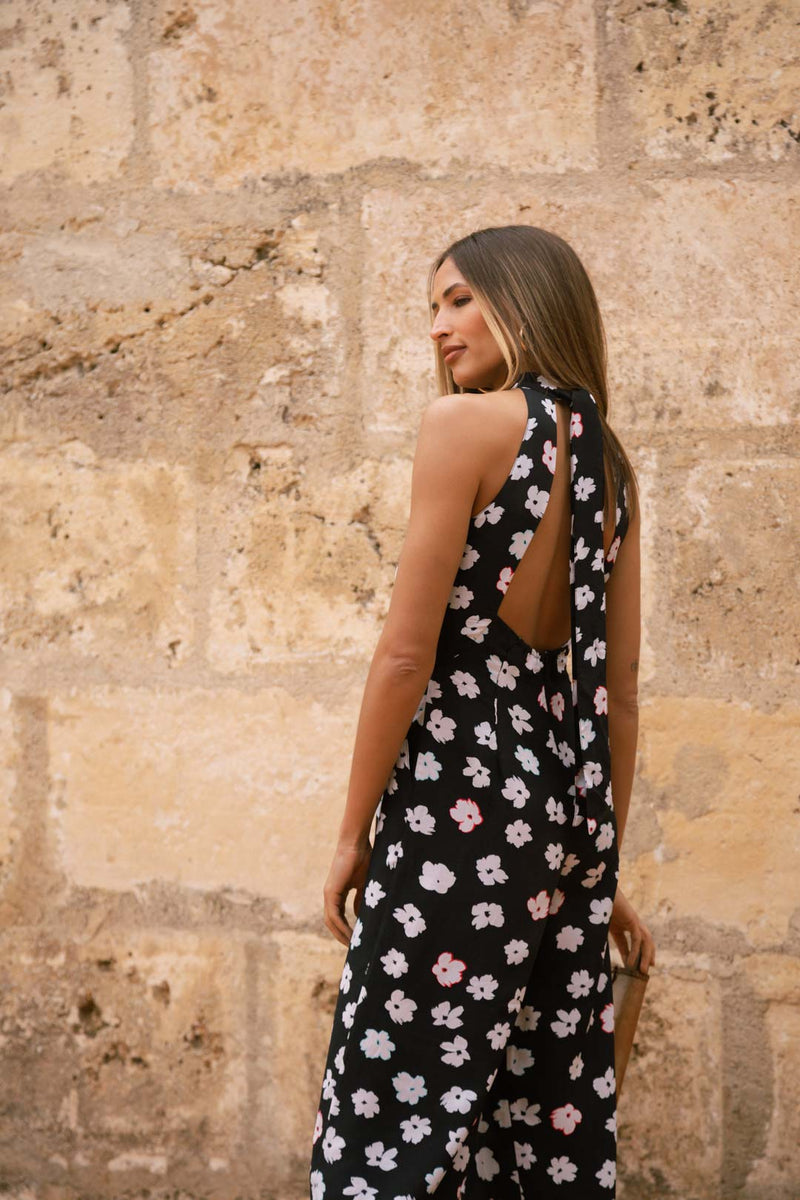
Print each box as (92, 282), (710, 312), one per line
(427, 225), (638, 525)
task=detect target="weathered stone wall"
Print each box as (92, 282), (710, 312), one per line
(0, 1), (797, 1197)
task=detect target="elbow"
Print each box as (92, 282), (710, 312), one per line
(377, 641), (435, 679)
(608, 691), (639, 719)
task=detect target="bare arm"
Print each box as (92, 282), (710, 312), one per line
(336, 394), (483, 851)
(604, 495), (641, 851)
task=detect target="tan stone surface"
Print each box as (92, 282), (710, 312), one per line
(361, 179), (800, 435)
(617, 961), (723, 1197)
(207, 449), (411, 668)
(0, 690), (20, 887)
(609, 0), (800, 163)
(0, 1), (134, 183)
(48, 682), (363, 920)
(0, 207), (346, 458)
(259, 931), (347, 1186)
(0, 1), (797, 1195)
(743, 954), (800, 1006)
(647, 455), (799, 708)
(0, 444), (196, 665)
(625, 698), (800, 948)
(148, 0), (598, 188)
(744, 1004), (800, 1197)
(0, 927), (247, 1174)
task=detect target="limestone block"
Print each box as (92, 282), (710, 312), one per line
(0, 689), (20, 893)
(625, 698), (800, 948)
(650, 455), (798, 706)
(609, 0), (800, 163)
(360, 179), (800, 434)
(744, 1003), (800, 1197)
(147, 0), (598, 188)
(743, 954), (800, 1006)
(0, 1), (134, 183)
(0, 210), (346, 458)
(0, 444), (195, 665)
(257, 931), (347, 1187)
(48, 681), (364, 921)
(207, 448), (411, 669)
(0, 928), (247, 1171)
(617, 962), (723, 1197)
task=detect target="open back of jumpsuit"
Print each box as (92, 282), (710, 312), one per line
(309, 372), (630, 1199)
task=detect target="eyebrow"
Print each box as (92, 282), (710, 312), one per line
(430, 281), (468, 312)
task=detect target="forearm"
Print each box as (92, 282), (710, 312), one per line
(607, 701), (639, 852)
(337, 645), (434, 850)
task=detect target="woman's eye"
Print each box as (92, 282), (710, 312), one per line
(454, 297), (471, 307)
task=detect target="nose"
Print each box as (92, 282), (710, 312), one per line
(430, 314), (451, 342)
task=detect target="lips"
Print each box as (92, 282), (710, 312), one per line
(443, 346), (465, 364)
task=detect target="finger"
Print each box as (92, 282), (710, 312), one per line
(640, 927), (655, 973)
(325, 911), (351, 947)
(611, 928), (629, 964)
(323, 914), (345, 947)
(628, 927), (643, 969)
(324, 897), (352, 946)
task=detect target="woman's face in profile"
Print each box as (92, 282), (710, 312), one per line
(430, 257), (507, 391)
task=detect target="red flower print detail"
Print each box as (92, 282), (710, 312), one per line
(586, 816), (597, 834)
(449, 798), (483, 832)
(497, 566), (515, 594)
(600, 1002), (614, 1033)
(551, 1103), (583, 1135)
(537, 685), (548, 710)
(527, 890), (550, 921)
(312, 1109), (323, 1143)
(550, 693), (565, 721)
(594, 685), (608, 715)
(570, 412), (583, 438)
(433, 951), (467, 987)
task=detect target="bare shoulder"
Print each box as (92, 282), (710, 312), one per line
(419, 388), (521, 452)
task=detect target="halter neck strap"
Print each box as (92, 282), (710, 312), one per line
(555, 384), (612, 819)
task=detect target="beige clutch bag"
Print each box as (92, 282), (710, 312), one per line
(611, 951), (650, 1099)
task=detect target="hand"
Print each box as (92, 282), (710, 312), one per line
(608, 886), (656, 973)
(323, 839), (373, 947)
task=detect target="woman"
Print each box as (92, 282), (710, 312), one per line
(309, 225), (655, 1198)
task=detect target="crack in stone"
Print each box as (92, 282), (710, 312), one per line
(1, 291), (216, 392)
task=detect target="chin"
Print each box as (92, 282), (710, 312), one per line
(450, 364), (480, 390)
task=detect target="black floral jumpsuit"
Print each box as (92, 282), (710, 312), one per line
(309, 371), (630, 1198)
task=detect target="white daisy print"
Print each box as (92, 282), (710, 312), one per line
(426, 708), (457, 743)
(502, 776), (530, 808)
(385, 989), (417, 1024)
(471, 901), (505, 929)
(404, 805), (435, 835)
(393, 1072), (427, 1104)
(487, 654), (520, 690)
(505, 819), (532, 848)
(476, 854), (508, 885)
(380, 948), (409, 978)
(431, 999), (464, 1028)
(393, 902), (427, 937)
(440, 1086), (478, 1114)
(352, 1089), (380, 1118)
(400, 1114), (432, 1143)
(450, 670), (480, 698)
(419, 861), (456, 893)
(463, 756), (491, 787)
